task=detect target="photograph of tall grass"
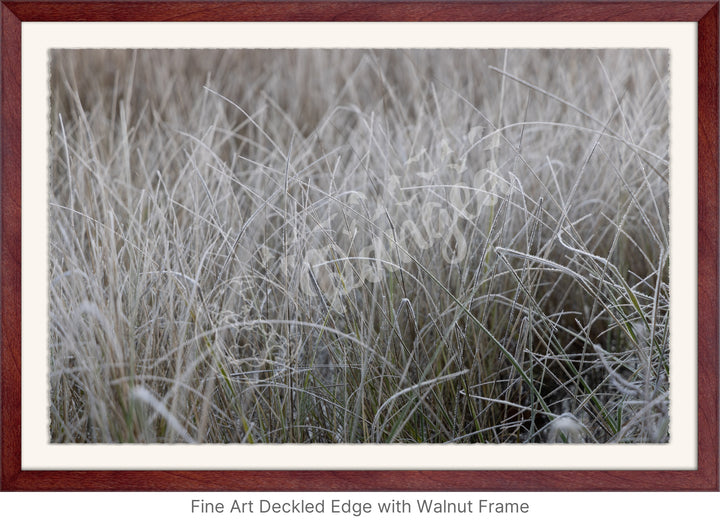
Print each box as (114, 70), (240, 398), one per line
(49, 48), (669, 444)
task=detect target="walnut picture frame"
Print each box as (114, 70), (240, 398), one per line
(1, 1), (717, 491)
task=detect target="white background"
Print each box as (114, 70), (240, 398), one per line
(1, 492), (719, 526)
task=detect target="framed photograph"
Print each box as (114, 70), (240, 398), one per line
(1, 1), (717, 491)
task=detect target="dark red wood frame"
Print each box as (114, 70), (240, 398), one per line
(1, 0), (717, 491)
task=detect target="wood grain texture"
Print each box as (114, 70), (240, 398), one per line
(696, 2), (720, 493)
(1, 2), (22, 492)
(3, 1), (718, 22)
(1, 0), (717, 491)
(2, 468), (718, 491)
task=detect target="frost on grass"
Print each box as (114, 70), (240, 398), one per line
(49, 49), (669, 443)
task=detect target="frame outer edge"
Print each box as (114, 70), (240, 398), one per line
(0, 0), (718, 492)
(697, 1), (720, 491)
(1, 1), (718, 22)
(0, 2), (22, 491)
